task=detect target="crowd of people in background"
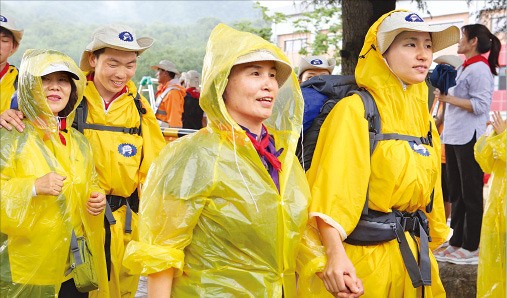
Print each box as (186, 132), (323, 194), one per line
(0, 7), (504, 298)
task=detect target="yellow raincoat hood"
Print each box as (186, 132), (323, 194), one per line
(1, 49), (108, 296)
(304, 10), (455, 297)
(124, 24), (310, 297)
(18, 49), (85, 135)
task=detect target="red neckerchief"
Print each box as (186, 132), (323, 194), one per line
(58, 117), (67, 146)
(186, 87), (200, 99)
(87, 72), (127, 108)
(246, 124), (282, 172)
(0, 63), (10, 79)
(462, 55), (489, 70)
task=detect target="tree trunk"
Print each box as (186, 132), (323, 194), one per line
(341, 0), (396, 75)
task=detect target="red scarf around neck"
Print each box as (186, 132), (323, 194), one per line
(246, 125), (281, 172)
(462, 55), (489, 70)
(58, 117), (67, 146)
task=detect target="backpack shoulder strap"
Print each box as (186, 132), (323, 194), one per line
(72, 93), (144, 136)
(350, 89), (434, 215)
(348, 89), (379, 215)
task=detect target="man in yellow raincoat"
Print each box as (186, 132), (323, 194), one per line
(123, 24), (312, 297)
(0, 13), (23, 113)
(0, 49), (108, 297)
(305, 10), (459, 297)
(77, 24), (166, 297)
(475, 111), (506, 297)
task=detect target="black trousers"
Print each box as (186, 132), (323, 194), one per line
(446, 132), (484, 251)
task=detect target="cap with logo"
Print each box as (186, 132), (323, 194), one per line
(297, 56), (336, 78)
(80, 24), (154, 71)
(377, 11), (460, 54)
(0, 14), (24, 44)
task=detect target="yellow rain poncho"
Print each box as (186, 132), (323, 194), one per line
(0, 49), (108, 296)
(82, 69), (165, 298)
(475, 130), (506, 297)
(0, 64), (18, 113)
(123, 23), (311, 297)
(305, 11), (450, 297)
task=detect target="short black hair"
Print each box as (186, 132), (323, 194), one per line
(0, 27), (18, 46)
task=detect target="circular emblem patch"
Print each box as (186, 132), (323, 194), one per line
(405, 13), (424, 22)
(0, 15), (7, 23)
(118, 143), (137, 157)
(118, 31), (134, 42)
(310, 59), (324, 66)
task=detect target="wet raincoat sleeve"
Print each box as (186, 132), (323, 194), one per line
(138, 95), (166, 185)
(123, 142), (210, 277)
(475, 130), (506, 298)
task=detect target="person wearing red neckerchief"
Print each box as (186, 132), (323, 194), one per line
(433, 24), (501, 265)
(0, 13), (23, 114)
(123, 24), (314, 298)
(0, 49), (108, 298)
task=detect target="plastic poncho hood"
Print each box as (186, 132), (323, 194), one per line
(18, 49), (85, 134)
(124, 24), (310, 297)
(200, 23), (302, 141)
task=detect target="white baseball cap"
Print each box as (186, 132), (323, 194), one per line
(41, 62), (81, 81)
(0, 14), (23, 44)
(234, 50), (293, 87)
(80, 24), (154, 71)
(297, 56), (336, 78)
(377, 11), (460, 54)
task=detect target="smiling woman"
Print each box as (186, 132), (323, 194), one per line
(0, 49), (108, 297)
(122, 23), (315, 298)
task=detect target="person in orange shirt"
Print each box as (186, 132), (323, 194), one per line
(152, 60), (186, 128)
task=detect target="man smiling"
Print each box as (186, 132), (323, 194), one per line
(78, 24), (166, 297)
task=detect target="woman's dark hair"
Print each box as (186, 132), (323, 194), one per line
(462, 24), (501, 75)
(167, 71), (176, 79)
(58, 77), (78, 118)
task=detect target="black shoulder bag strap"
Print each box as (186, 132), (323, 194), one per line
(73, 93), (144, 135)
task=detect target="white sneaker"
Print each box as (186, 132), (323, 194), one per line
(446, 248), (479, 265)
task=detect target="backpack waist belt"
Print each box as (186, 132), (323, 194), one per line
(345, 209), (431, 288)
(106, 195), (133, 234)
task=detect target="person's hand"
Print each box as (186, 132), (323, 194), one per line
(87, 192), (106, 216)
(318, 250), (363, 297)
(433, 88), (450, 103)
(34, 172), (66, 196)
(491, 111), (506, 135)
(0, 109), (25, 132)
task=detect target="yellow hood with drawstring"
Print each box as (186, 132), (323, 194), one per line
(123, 23), (312, 297)
(303, 10), (452, 297)
(0, 49), (108, 296)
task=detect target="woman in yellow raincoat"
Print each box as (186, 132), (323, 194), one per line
(305, 10), (459, 297)
(475, 110), (506, 297)
(0, 49), (108, 297)
(123, 24), (311, 297)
